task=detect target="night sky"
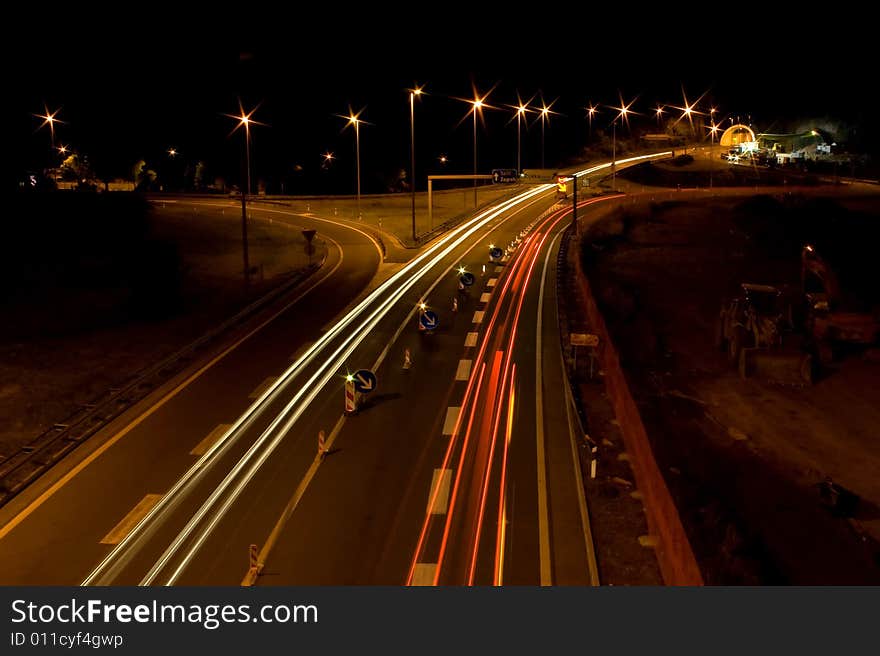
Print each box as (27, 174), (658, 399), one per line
(11, 7), (876, 194)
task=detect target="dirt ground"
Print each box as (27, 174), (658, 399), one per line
(0, 198), (321, 459)
(581, 191), (880, 584)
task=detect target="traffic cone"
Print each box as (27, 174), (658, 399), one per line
(318, 430), (327, 457)
(403, 348), (412, 370)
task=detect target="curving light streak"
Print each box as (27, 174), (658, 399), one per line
(83, 184), (554, 586)
(495, 364), (516, 586)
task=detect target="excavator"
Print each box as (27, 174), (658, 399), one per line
(716, 282), (812, 385)
(716, 244), (880, 384)
(801, 244), (880, 365)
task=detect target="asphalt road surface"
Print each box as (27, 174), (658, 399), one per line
(0, 154), (668, 586)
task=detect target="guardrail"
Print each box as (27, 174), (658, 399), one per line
(0, 257), (325, 508)
(571, 209), (704, 586)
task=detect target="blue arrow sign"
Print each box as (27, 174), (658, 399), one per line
(352, 369), (377, 394)
(460, 272), (475, 287)
(420, 310), (439, 331)
(490, 247), (504, 260)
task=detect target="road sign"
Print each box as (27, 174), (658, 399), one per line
(460, 272), (475, 287)
(489, 247), (504, 260)
(420, 310), (438, 331)
(492, 168), (518, 183)
(571, 333), (599, 347)
(352, 369), (377, 394)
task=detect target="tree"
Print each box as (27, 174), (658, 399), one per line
(132, 159), (158, 191)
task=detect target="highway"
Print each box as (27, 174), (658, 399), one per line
(0, 154), (668, 586)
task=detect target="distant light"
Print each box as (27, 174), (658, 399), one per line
(345, 373), (355, 383)
(419, 302), (427, 311)
(457, 266), (466, 275)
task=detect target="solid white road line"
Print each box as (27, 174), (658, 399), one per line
(455, 360), (472, 381)
(190, 424), (232, 456)
(442, 407), (461, 436)
(534, 230), (563, 586)
(100, 494), (162, 545)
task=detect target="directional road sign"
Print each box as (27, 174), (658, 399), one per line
(489, 247), (504, 260)
(420, 310), (439, 331)
(460, 272), (475, 287)
(352, 369), (377, 394)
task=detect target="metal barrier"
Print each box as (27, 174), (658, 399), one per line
(0, 257), (325, 508)
(572, 219), (704, 585)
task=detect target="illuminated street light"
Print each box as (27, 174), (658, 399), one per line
(535, 97), (559, 170)
(585, 102), (598, 142)
(408, 83), (424, 242)
(224, 100), (266, 285)
(168, 147), (178, 158)
(321, 151), (335, 169)
(707, 121), (720, 189)
(34, 104), (64, 151)
(655, 105), (665, 127)
(505, 92), (534, 177)
(607, 93), (639, 192)
(454, 84), (497, 208)
(337, 106), (370, 221)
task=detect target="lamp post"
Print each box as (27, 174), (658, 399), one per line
(505, 95), (533, 177)
(338, 108), (367, 221)
(515, 101), (529, 177)
(586, 102), (597, 143)
(225, 102), (264, 285)
(409, 84), (424, 242)
(708, 121), (719, 190)
(609, 95), (635, 192)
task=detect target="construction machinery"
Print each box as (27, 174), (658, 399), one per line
(715, 244), (880, 384)
(716, 283), (813, 385)
(801, 244), (880, 365)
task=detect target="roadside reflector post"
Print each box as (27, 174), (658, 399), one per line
(344, 379), (357, 414)
(403, 348), (412, 370)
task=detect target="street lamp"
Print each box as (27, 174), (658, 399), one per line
(34, 104), (63, 151)
(585, 102), (598, 143)
(655, 105), (664, 128)
(506, 93), (534, 177)
(337, 106), (369, 221)
(707, 121), (719, 189)
(536, 98), (559, 170)
(608, 94), (637, 192)
(408, 84), (424, 242)
(224, 101), (265, 285)
(454, 85), (496, 207)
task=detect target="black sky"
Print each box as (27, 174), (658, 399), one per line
(10, 6), (877, 193)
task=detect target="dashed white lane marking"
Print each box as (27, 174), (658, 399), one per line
(465, 332), (479, 347)
(442, 407), (460, 435)
(480, 292), (491, 303)
(191, 424), (232, 456)
(473, 311), (485, 323)
(100, 494), (162, 545)
(411, 563), (437, 586)
(289, 341), (314, 361)
(495, 266), (503, 273)
(487, 278), (498, 287)
(456, 359), (472, 381)
(427, 469), (453, 515)
(248, 376), (278, 399)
